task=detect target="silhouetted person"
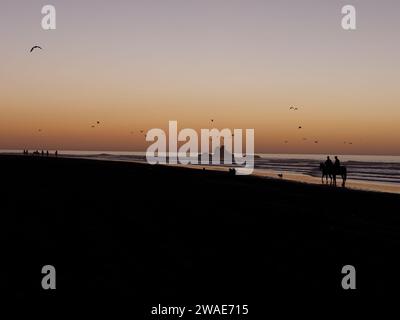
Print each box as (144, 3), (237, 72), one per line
(41, 150), (44, 156)
(46, 150), (49, 157)
(55, 150), (58, 157)
(325, 156), (333, 170)
(334, 156), (341, 170)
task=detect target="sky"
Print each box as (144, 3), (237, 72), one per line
(0, 0), (399, 155)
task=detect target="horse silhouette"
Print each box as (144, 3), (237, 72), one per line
(319, 163), (347, 187)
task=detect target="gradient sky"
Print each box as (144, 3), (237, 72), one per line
(1, 0), (399, 154)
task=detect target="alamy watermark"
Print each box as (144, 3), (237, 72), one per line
(41, 265), (56, 290)
(41, 5), (56, 30)
(341, 5), (356, 30)
(145, 121), (255, 175)
(38, 4), (356, 32)
(341, 265), (356, 290)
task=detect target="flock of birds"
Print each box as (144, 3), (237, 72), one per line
(34, 105), (354, 147)
(90, 121), (101, 128)
(29, 46), (355, 147)
(285, 106), (353, 146)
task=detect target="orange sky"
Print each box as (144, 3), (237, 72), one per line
(1, 0), (399, 155)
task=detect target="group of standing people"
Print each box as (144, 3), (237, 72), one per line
(23, 150), (58, 157)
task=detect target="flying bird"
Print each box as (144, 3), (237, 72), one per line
(298, 126), (302, 129)
(97, 121), (100, 124)
(284, 140), (289, 144)
(30, 46), (42, 53)
(314, 141), (319, 144)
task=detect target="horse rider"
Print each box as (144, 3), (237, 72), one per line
(334, 156), (341, 171)
(325, 156), (333, 170)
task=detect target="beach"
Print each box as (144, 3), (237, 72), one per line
(2, 154), (400, 307)
(4, 150), (398, 194)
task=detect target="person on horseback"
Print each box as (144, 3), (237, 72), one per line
(334, 156), (341, 170)
(320, 156), (347, 187)
(325, 156), (333, 170)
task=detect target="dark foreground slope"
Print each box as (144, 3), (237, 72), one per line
(1, 155), (400, 307)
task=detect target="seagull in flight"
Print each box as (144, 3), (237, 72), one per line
(30, 46), (42, 53)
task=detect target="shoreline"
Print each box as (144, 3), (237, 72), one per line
(252, 168), (400, 195)
(2, 152), (399, 195)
